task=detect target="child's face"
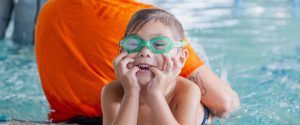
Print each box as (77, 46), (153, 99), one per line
(125, 20), (181, 86)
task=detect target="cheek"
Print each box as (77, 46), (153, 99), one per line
(154, 55), (164, 69)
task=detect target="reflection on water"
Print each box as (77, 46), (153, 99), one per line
(1, 0), (300, 124)
(0, 40), (49, 122)
(160, 0), (300, 124)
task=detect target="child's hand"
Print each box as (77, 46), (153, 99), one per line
(147, 54), (181, 96)
(113, 52), (140, 94)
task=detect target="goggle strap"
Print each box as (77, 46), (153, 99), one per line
(173, 41), (188, 47)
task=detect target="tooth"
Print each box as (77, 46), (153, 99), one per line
(138, 64), (150, 68)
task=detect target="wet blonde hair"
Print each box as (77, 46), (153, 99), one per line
(124, 8), (185, 41)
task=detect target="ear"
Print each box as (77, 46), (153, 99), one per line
(178, 48), (189, 68)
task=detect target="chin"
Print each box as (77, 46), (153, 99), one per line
(137, 76), (152, 86)
(136, 69), (154, 86)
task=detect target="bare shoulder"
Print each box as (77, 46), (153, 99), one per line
(170, 77), (202, 124)
(102, 80), (123, 93)
(176, 76), (200, 94)
(101, 80), (124, 104)
(101, 81), (126, 124)
(173, 76), (201, 101)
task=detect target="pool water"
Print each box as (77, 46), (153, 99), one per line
(1, 0), (300, 124)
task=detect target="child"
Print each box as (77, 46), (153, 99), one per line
(101, 8), (210, 125)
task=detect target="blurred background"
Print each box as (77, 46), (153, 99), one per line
(0, 0), (300, 124)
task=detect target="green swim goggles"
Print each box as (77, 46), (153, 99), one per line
(119, 35), (187, 54)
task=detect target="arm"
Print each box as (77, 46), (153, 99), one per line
(173, 80), (202, 125)
(146, 79), (201, 125)
(102, 52), (141, 125)
(145, 54), (201, 125)
(187, 65), (240, 118)
(101, 83), (140, 125)
(146, 92), (180, 125)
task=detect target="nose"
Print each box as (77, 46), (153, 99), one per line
(138, 47), (152, 58)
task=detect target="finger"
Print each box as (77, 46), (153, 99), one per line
(119, 58), (134, 74)
(149, 67), (162, 76)
(171, 57), (181, 76)
(126, 66), (139, 82)
(128, 66), (139, 75)
(112, 53), (127, 78)
(112, 51), (128, 67)
(163, 54), (173, 72)
(171, 57), (178, 68)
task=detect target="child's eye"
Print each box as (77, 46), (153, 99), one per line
(126, 39), (139, 49)
(153, 40), (167, 49)
(155, 43), (165, 46)
(129, 43), (138, 46)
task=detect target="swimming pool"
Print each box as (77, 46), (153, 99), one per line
(0, 0), (300, 124)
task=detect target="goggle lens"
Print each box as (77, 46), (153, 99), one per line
(125, 38), (139, 50)
(120, 35), (186, 54)
(152, 39), (168, 50)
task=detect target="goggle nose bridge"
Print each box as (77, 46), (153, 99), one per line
(140, 40), (151, 49)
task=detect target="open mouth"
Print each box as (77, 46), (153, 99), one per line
(138, 64), (151, 70)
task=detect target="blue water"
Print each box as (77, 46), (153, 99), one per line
(0, 40), (49, 122)
(1, 0), (300, 124)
